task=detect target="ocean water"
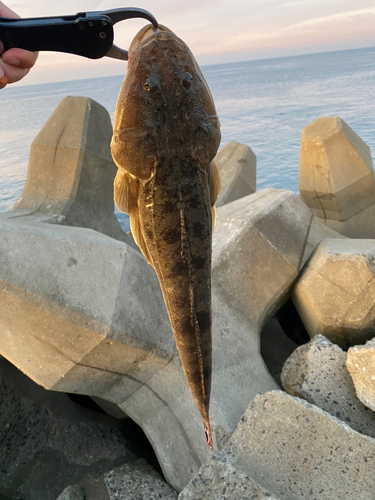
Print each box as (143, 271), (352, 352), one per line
(0, 46), (374, 215)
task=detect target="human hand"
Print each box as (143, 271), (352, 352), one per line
(0, 1), (38, 88)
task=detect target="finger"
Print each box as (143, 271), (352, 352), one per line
(0, 62), (5, 88)
(2, 47), (39, 70)
(0, 58), (29, 85)
(0, 1), (22, 89)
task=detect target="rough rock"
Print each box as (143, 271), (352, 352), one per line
(178, 458), (278, 500)
(299, 116), (375, 221)
(79, 459), (177, 500)
(218, 391), (375, 500)
(56, 485), (84, 500)
(0, 187), (311, 491)
(0, 357), (138, 500)
(281, 335), (375, 438)
(214, 141), (256, 207)
(11, 96), (134, 246)
(103, 460), (177, 500)
(347, 338), (375, 412)
(292, 238), (375, 348)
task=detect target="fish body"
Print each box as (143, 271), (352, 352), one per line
(111, 25), (221, 447)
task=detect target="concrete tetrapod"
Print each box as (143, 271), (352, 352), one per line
(211, 188), (311, 427)
(301, 218), (347, 267)
(0, 189), (311, 491)
(214, 141), (256, 207)
(11, 96), (133, 245)
(292, 238), (375, 349)
(299, 117), (375, 223)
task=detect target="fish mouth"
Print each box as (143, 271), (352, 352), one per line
(128, 24), (184, 57)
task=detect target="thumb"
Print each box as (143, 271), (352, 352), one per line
(0, 54), (6, 88)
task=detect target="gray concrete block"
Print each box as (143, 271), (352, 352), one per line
(0, 188), (311, 491)
(215, 141), (256, 207)
(0, 217), (174, 355)
(11, 96), (133, 246)
(292, 238), (375, 348)
(281, 335), (375, 438)
(178, 458), (278, 500)
(220, 391), (375, 500)
(299, 117), (375, 221)
(347, 338), (375, 412)
(213, 188), (312, 323)
(209, 189), (311, 433)
(314, 204), (375, 239)
(301, 217), (347, 267)
(121, 356), (210, 490)
(103, 460), (177, 500)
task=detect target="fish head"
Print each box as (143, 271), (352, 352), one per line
(111, 24), (221, 182)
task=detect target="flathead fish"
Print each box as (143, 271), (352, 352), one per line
(110, 24), (221, 448)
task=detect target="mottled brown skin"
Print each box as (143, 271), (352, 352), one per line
(111, 25), (221, 447)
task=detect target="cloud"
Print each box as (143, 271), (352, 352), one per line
(289, 7), (375, 30)
(4, 0), (375, 86)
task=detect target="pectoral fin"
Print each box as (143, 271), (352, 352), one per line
(114, 169), (138, 215)
(114, 170), (153, 265)
(207, 160), (221, 228)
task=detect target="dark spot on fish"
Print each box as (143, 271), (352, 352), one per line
(187, 197), (201, 209)
(196, 310), (211, 333)
(179, 316), (195, 338)
(203, 365), (212, 380)
(162, 227), (181, 244)
(171, 259), (187, 277)
(162, 198), (176, 213)
(193, 221), (205, 239)
(192, 255), (207, 270)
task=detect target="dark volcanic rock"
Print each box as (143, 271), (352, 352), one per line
(0, 357), (138, 500)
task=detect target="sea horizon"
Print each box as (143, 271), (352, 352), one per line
(8, 43), (375, 90)
(1, 45), (374, 222)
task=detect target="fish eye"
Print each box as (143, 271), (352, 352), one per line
(143, 76), (158, 93)
(182, 71), (193, 89)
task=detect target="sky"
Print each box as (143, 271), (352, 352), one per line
(3, 0), (375, 86)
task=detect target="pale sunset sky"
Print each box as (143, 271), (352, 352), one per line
(4, 0), (375, 86)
